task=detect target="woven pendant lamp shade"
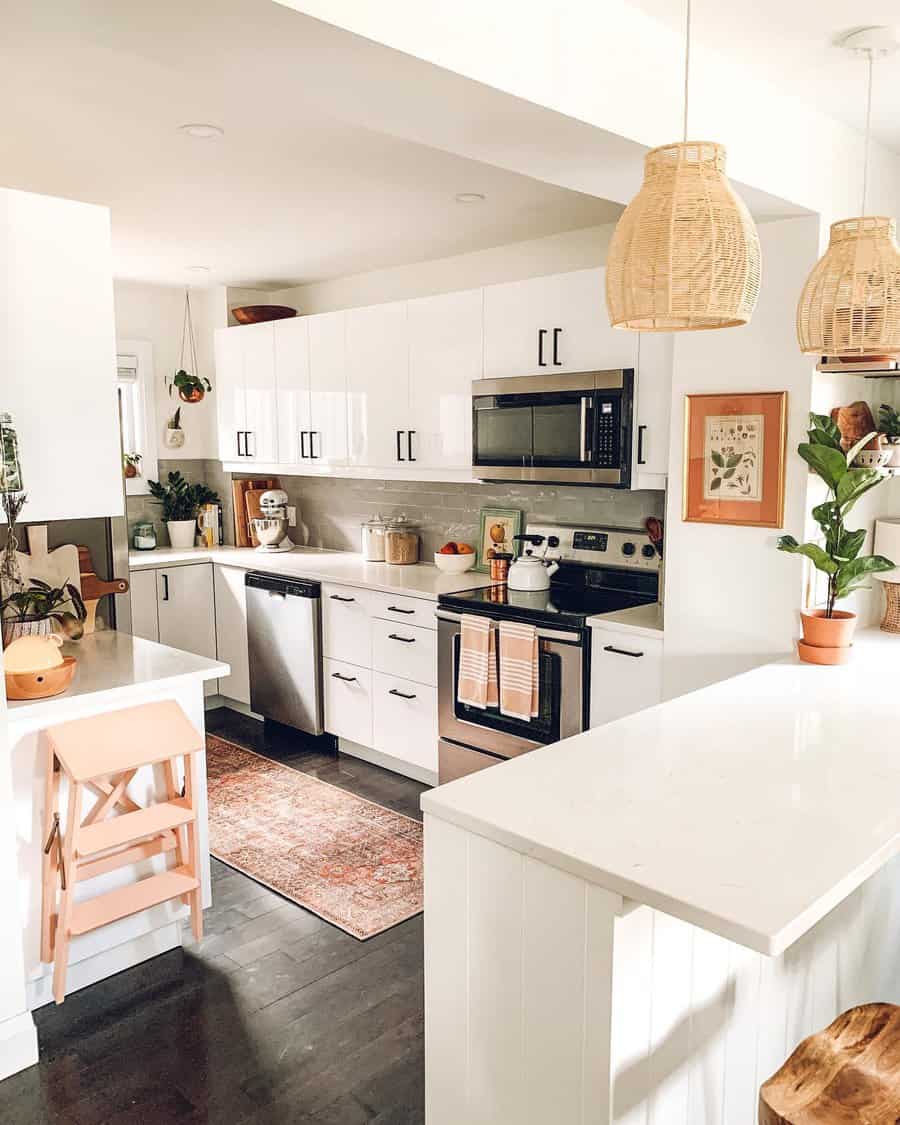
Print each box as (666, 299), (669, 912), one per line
(796, 216), (900, 356)
(606, 141), (761, 331)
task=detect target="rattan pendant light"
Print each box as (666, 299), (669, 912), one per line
(606, 0), (761, 331)
(797, 30), (900, 357)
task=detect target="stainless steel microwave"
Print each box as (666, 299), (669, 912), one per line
(472, 370), (634, 486)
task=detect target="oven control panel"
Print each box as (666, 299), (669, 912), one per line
(526, 523), (661, 571)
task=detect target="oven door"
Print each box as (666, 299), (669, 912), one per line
(436, 610), (586, 761)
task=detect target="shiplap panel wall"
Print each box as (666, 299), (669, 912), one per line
(426, 813), (900, 1125)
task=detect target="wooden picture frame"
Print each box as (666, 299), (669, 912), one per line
(475, 508), (523, 573)
(683, 392), (788, 528)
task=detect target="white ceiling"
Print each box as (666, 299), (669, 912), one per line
(0, 1), (622, 288)
(629, 1), (900, 153)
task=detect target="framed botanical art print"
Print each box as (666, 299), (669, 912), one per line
(475, 508), (523, 572)
(683, 392), (788, 528)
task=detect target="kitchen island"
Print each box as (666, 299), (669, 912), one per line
(7, 631), (226, 1013)
(422, 629), (900, 1124)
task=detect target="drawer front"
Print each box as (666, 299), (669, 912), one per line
(370, 591), (436, 631)
(590, 627), (663, 728)
(372, 618), (437, 686)
(373, 672), (438, 773)
(324, 658), (373, 746)
(322, 583), (376, 666)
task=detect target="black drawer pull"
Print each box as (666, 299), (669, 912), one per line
(388, 633), (416, 643)
(331, 672), (358, 682)
(329, 594), (355, 602)
(387, 605), (415, 615)
(389, 688), (417, 700)
(603, 644), (644, 658)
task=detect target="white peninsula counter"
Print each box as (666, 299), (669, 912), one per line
(422, 629), (900, 1124)
(6, 631), (226, 1013)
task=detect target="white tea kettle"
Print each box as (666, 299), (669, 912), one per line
(506, 551), (559, 591)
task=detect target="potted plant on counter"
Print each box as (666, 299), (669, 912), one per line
(1, 578), (87, 647)
(778, 412), (894, 664)
(148, 471), (220, 550)
(878, 403), (900, 470)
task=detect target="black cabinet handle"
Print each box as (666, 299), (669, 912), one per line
(388, 633), (416, 643)
(637, 425), (647, 466)
(389, 688), (417, 700)
(300, 431), (308, 459)
(407, 431), (416, 462)
(310, 431), (320, 459)
(603, 644), (644, 658)
(236, 431), (245, 457)
(161, 573), (169, 601)
(332, 672), (357, 682)
(552, 327), (562, 366)
(387, 605), (415, 614)
(329, 594), (355, 603)
(245, 431), (255, 457)
(396, 430), (406, 462)
(538, 328), (547, 366)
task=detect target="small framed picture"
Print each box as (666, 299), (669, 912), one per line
(476, 508), (523, 572)
(683, 391), (788, 528)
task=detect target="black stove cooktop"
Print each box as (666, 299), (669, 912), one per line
(438, 562), (658, 628)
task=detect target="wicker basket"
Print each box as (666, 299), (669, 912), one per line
(606, 141), (761, 331)
(797, 216), (900, 357)
(881, 580), (900, 635)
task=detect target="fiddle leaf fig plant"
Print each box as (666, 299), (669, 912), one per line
(778, 412), (894, 617)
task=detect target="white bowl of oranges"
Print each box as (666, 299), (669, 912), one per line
(434, 542), (476, 573)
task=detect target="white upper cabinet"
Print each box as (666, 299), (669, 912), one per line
(307, 311), (348, 466)
(408, 289), (482, 469)
(483, 268), (637, 378)
(632, 333), (673, 488)
(274, 316), (311, 465)
(346, 301), (411, 468)
(3, 189), (122, 522)
(214, 322), (277, 463)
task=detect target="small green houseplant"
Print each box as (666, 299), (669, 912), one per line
(879, 403), (900, 469)
(168, 369), (211, 404)
(1, 578), (87, 646)
(778, 412), (894, 662)
(148, 471), (220, 549)
(123, 452), (142, 479)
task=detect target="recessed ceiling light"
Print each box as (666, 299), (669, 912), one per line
(179, 123), (224, 140)
(455, 192), (486, 204)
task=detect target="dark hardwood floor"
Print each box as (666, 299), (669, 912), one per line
(0, 709), (428, 1125)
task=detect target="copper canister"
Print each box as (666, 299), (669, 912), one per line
(490, 553), (512, 582)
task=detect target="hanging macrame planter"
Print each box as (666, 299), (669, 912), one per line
(168, 290), (212, 403)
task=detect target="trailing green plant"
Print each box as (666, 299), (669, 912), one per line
(878, 402), (900, 440)
(1, 578), (87, 639)
(778, 412), (895, 618)
(148, 471), (220, 522)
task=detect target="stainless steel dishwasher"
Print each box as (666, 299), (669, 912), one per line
(246, 571), (324, 735)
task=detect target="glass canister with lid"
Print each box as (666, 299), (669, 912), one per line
(361, 514), (388, 562)
(384, 515), (420, 565)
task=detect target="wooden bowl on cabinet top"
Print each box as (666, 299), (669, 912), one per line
(231, 305), (297, 325)
(5, 655), (77, 700)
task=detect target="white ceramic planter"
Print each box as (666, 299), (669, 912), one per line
(166, 519), (197, 549)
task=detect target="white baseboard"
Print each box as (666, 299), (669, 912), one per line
(338, 739), (437, 787)
(27, 922), (182, 1010)
(0, 1011), (38, 1081)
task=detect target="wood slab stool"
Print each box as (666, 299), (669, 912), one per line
(42, 700), (204, 1004)
(760, 1003), (900, 1123)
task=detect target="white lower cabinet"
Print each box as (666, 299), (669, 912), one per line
(324, 658), (373, 746)
(372, 673), (438, 775)
(322, 582), (377, 665)
(590, 625), (663, 727)
(129, 562), (217, 696)
(372, 619), (437, 686)
(213, 565), (251, 705)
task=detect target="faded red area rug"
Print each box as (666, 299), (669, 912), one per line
(205, 735), (423, 940)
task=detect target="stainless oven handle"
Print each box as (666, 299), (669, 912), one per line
(435, 608), (580, 644)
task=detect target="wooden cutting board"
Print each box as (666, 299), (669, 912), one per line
(78, 545), (129, 634)
(14, 526), (82, 596)
(232, 478), (279, 547)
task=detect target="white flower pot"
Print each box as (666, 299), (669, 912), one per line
(167, 519), (197, 549)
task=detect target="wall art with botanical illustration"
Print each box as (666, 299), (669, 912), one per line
(684, 392), (788, 528)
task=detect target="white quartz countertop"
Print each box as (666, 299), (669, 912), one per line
(128, 545), (497, 600)
(6, 632), (228, 723)
(587, 601), (664, 636)
(422, 629), (900, 956)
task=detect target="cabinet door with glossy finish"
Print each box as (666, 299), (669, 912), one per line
(321, 583), (376, 666)
(324, 658), (373, 746)
(408, 289), (482, 469)
(214, 327), (246, 461)
(213, 564), (250, 705)
(241, 321), (277, 462)
(589, 626), (663, 727)
(345, 301), (410, 468)
(632, 333), (673, 488)
(274, 317), (311, 466)
(372, 672), (438, 774)
(308, 310), (349, 466)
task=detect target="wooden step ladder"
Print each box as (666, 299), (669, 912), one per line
(42, 700), (205, 1004)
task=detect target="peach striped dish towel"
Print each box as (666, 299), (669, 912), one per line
(499, 620), (539, 721)
(457, 615), (498, 710)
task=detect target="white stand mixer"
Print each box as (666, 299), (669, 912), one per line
(251, 489), (295, 553)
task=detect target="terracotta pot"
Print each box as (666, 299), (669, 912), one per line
(178, 386), (204, 404)
(800, 609), (857, 649)
(798, 640), (852, 666)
